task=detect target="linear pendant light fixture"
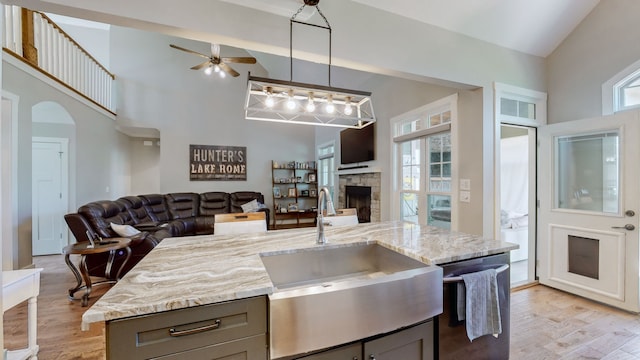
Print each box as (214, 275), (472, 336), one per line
(244, 0), (375, 129)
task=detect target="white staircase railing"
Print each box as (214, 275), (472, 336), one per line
(3, 5), (115, 113)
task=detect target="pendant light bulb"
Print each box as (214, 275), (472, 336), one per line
(325, 94), (335, 114)
(204, 65), (213, 75)
(219, 70), (226, 78)
(265, 87), (275, 108)
(214, 64), (221, 73)
(306, 92), (316, 112)
(344, 96), (353, 115)
(286, 89), (297, 110)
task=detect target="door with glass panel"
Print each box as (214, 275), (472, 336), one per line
(398, 133), (451, 229)
(538, 111), (640, 312)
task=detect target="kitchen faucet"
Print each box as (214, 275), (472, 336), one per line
(317, 187), (336, 244)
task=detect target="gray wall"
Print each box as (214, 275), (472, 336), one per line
(547, 0), (640, 123)
(111, 26), (488, 230)
(110, 26), (317, 209)
(2, 60), (131, 268)
(130, 138), (160, 195)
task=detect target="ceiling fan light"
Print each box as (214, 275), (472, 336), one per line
(219, 70), (226, 78)
(214, 65), (221, 73)
(204, 66), (213, 75)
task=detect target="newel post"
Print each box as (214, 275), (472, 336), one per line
(21, 8), (37, 64)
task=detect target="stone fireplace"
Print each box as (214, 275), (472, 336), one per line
(338, 171), (381, 222)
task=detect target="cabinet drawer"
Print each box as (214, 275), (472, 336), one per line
(151, 334), (267, 360)
(107, 296), (267, 360)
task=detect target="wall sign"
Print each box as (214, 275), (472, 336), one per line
(190, 144), (246, 181)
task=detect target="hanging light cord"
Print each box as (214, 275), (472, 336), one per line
(290, 3), (332, 86)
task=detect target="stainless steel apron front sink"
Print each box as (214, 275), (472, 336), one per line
(260, 242), (443, 359)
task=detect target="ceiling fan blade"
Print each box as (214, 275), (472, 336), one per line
(170, 44), (210, 59)
(221, 57), (257, 64)
(211, 44), (221, 58)
(191, 60), (211, 70)
(219, 62), (240, 77)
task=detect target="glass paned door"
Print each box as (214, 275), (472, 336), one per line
(556, 132), (619, 213)
(427, 134), (451, 229)
(538, 111), (640, 312)
(400, 139), (420, 223)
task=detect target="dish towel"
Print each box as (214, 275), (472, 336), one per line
(456, 268), (502, 341)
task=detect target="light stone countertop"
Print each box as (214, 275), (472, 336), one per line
(81, 221), (518, 330)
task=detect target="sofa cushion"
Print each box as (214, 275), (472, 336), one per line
(117, 196), (152, 225)
(165, 192), (200, 219)
(230, 191), (265, 213)
(199, 192), (231, 215)
(110, 223), (141, 237)
(77, 200), (131, 238)
(138, 194), (186, 236)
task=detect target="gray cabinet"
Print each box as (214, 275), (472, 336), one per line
(106, 296), (267, 360)
(364, 321), (433, 360)
(295, 343), (361, 359)
(296, 321), (433, 360)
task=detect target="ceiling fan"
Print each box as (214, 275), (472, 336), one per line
(169, 43), (256, 78)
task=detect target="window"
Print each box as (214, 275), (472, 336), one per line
(494, 82), (546, 126)
(602, 58), (640, 115)
(317, 142), (335, 198)
(615, 69), (640, 111)
(392, 95), (456, 229)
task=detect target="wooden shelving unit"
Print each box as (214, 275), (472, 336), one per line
(271, 160), (318, 229)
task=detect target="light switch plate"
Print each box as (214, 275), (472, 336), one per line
(460, 190), (471, 203)
(460, 178), (471, 191)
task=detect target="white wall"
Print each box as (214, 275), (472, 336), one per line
(547, 0), (640, 123)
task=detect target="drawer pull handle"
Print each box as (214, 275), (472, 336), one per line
(169, 319), (221, 337)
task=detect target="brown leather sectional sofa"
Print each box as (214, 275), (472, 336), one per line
(64, 191), (269, 279)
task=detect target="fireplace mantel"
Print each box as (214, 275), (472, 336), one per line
(336, 166), (382, 175)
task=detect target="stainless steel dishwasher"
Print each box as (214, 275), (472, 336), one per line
(435, 252), (511, 360)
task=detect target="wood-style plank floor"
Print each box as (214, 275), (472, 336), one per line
(4, 255), (640, 359)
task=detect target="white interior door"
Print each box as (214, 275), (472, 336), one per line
(538, 110), (640, 312)
(32, 138), (68, 255)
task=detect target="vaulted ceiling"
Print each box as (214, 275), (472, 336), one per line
(222, 0), (600, 57)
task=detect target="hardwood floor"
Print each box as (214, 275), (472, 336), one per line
(4, 255), (640, 359)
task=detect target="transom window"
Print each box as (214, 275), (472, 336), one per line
(615, 69), (640, 111)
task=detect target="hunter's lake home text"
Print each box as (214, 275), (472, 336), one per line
(190, 145), (247, 181)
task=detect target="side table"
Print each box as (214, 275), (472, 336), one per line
(3, 268), (43, 360)
(63, 238), (131, 306)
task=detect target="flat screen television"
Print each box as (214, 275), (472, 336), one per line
(340, 124), (375, 165)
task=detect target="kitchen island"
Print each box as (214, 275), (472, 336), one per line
(82, 221), (518, 359)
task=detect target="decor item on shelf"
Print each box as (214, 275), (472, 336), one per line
(310, 189), (317, 197)
(288, 203), (299, 212)
(288, 188), (297, 197)
(273, 187), (281, 198)
(301, 190), (309, 197)
(170, 43), (256, 78)
(244, 0), (375, 129)
(308, 173), (316, 183)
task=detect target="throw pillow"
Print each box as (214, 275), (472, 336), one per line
(241, 199), (260, 213)
(110, 222), (141, 237)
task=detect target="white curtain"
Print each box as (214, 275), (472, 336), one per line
(500, 135), (529, 217)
